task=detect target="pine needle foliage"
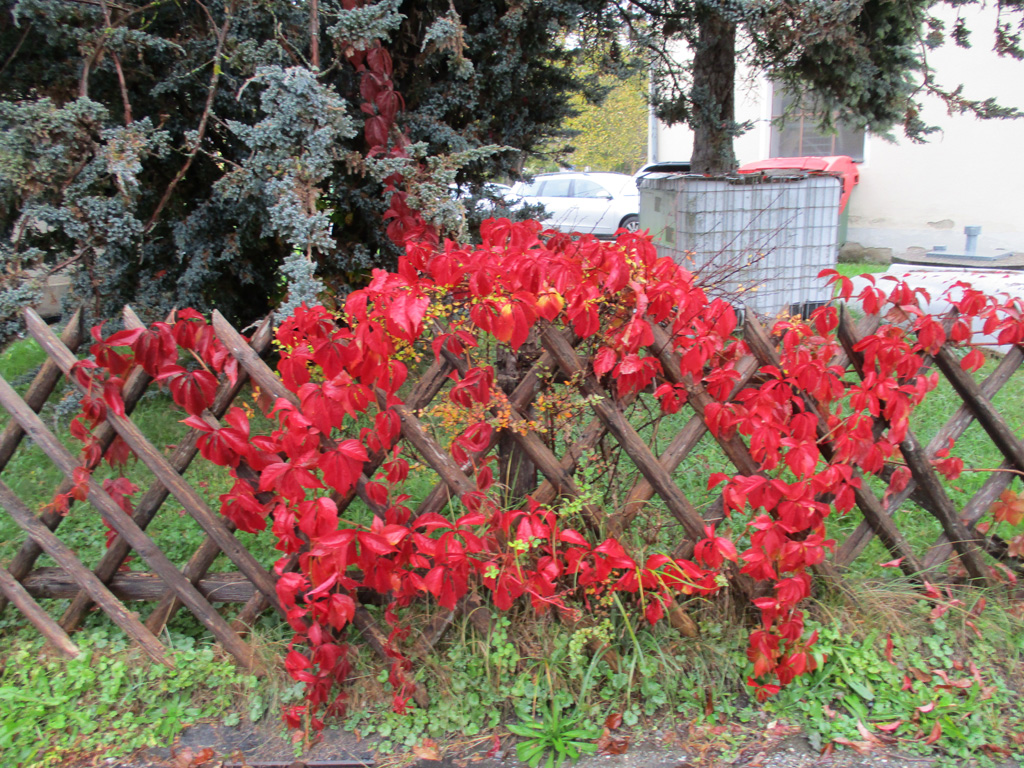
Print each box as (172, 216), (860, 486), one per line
(0, 0), (615, 335)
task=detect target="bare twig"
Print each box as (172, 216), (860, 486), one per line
(310, 0), (320, 71)
(112, 52), (133, 123)
(144, 0), (235, 233)
(45, 249), (87, 277)
(79, 43), (97, 99)
(96, 0), (134, 124)
(60, 0), (135, 12)
(0, 23), (31, 80)
(59, 156), (93, 195)
(888, 461), (1024, 481)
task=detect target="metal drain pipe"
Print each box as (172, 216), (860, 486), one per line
(965, 225), (981, 256)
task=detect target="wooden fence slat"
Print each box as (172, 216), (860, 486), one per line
(0, 308), (83, 471)
(615, 352), (758, 584)
(352, 604), (430, 708)
(743, 314), (927, 577)
(932, 343), (1024, 474)
(62, 314), (275, 631)
(24, 309), (283, 618)
(616, 412), (709, 530)
(331, 357), (453, 514)
(211, 310), (290, 405)
(24, 568), (256, 603)
(0, 565), (81, 658)
(408, 595), (493, 657)
(538, 321), (708, 544)
(0, 373), (262, 673)
(495, 427), (593, 521)
(0, 313), (163, 616)
(834, 311), (990, 582)
(411, 348), (555, 519)
(836, 345), (1024, 566)
(0, 308), (84, 617)
(231, 551), (301, 635)
(898, 433), (991, 581)
(0, 479), (170, 665)
(222, 324), (455, 630)
(898, 460), (1020, 570)
(923, 461), (1015, 570)
(146, 524), (237, 634)
(529, 415), (611, 507)
(395, 402), (478, 498)
(636, 347), (821, 589)
(620, 340), (760, 534)
(412, 448), (490, 519)
(830, 314), (883, 372)
(412, 330), (615, 522)
(649, 324), (761, 476)
(432, 338), (610, 534)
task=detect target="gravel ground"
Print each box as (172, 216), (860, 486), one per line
(107, 717), (1020, 768)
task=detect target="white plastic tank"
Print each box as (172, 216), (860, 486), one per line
(638, 172), (842, 316)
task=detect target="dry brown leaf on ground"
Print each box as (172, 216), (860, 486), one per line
(598, 735), (631, 755)
(412, 738), (441, 761)
(170, 746), (217, 768)
(832, 736), (874, 755)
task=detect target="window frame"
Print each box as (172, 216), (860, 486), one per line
(537, 178), (573, 198)
(571, 178), (613, 200)
(769, 85), (866, 162)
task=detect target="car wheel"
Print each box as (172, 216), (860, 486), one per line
(620, 215), (640, 233)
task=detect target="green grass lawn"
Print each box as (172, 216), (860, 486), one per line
(0, 326), (282, 636)
(834, 260), (890, 278)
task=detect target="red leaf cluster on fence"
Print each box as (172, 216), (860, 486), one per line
(63, 222), (1024, 728)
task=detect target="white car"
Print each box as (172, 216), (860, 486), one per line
(634, 160), (692, 179)
(511, 172), (640, 236)
(449, 182), (521, 213)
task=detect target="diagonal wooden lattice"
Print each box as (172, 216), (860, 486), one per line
(832, 312), (1024, 579)
(2, 303), (1023, 681)
(0, 308), (284, 673)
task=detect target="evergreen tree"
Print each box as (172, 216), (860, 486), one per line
(0, 0), (615, 332)
(627, 0), (1024, 173)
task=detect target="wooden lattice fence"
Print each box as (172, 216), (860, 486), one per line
(0, 302), (1022, 692)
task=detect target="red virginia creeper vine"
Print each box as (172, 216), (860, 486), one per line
(62, 226), (1024, 728)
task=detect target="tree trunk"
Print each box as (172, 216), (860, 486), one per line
(690, 8), (737, 175)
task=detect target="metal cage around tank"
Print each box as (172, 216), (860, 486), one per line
(638, 171), (843, 317)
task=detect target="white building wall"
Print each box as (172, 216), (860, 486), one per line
(653, 6), (1024, 255)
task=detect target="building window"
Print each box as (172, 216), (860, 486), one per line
(770, 86), (866, 161)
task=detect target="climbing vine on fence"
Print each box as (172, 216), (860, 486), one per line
(64, 222), (1024, 730)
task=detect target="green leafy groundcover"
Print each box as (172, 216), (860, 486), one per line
(0, 626), (257, 766)
(2, 596), (1024, 766)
